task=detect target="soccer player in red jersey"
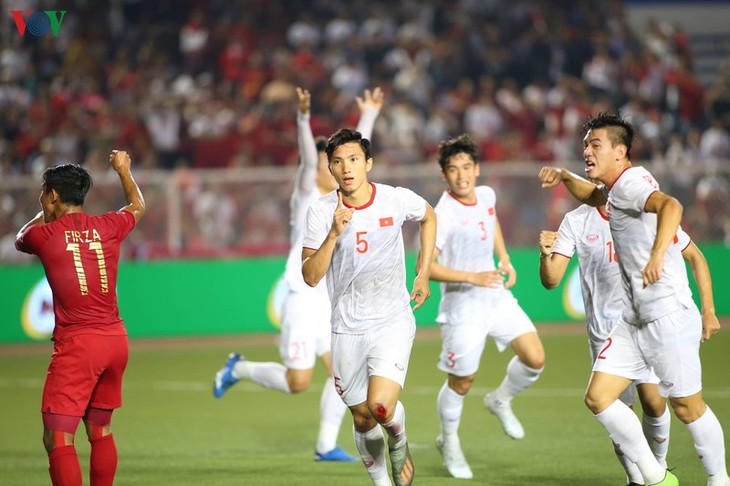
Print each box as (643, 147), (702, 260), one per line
(15, 150), (145, 486)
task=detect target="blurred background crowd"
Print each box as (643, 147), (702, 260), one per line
(1, 0), (729, 261)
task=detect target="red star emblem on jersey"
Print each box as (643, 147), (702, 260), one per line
(488, 207), (495, 215)
(379, 217), (393, 227)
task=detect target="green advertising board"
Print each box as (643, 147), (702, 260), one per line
(1, 245), (728, 344)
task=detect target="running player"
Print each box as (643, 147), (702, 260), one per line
(538, 112), (728, 486)
(213, 87), (383, 461)
(429, 134), (545, 479)
(302, 128), (436, 486)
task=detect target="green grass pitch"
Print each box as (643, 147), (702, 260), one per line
(1, 327), (728, 485)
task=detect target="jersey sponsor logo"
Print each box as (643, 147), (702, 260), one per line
(379, 217), (393, 227)
(586, 233), (599, 243)
(488, 207), (495, 215)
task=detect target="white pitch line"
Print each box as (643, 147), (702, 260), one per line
(2, 378), (729, 399)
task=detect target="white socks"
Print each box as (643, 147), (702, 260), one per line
(354, 425), (388, 483)
(594, 400), (666, 484)
(642, 405), (671, 468)
(316, 377), (347, 454)
(491, 356), (543, 401)
(382, 401), (407, 449)
(615, 405), (670, 485)
(438, 381), (464, 437)
(233, 361), (290, 393)
(687, 406), (729, 480)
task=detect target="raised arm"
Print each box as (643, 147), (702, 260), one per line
(681, 241), (719, 342)
(411, 203), (436, 309)
(295, 87), (319, 194)
(641, 191), (683, 287)
(538, 166), (607, 207)
(110, 150), (145, 223)
(538, 230), (571, 289)
(355, 87), (384, 141)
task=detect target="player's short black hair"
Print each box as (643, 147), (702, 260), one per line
(325, 128), (372, 162)
(42, 164), (93, 206)
(437, 133), (479, 171)
(581, 112), (635, 159)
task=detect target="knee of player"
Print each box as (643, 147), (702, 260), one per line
(352, 408), (378, 431)
(285, 368), (314, 394)
(669, 396), (706, 424)
(448, 374), (475, 395)
(527, 352), (545, 371)
(369, 401), (393, 423)
(288, 382), (310, 394)
(584, 391), (606, 414)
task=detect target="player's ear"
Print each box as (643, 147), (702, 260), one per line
(365, 157), (373, 173)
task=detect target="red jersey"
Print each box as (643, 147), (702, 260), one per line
(16, 210), (136, 341)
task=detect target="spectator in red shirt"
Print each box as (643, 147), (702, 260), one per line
(15, 150), (145, 486)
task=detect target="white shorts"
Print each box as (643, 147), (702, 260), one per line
(279, 290), (331, 370)
(592, 306), (702, 398)
(331, 313), (416, 407)
(438, 293), (536, 376)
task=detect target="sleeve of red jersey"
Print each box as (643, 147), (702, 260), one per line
(109, 210), (137, 239)
(15, 224), (43, 255)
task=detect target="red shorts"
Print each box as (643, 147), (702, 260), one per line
(42, 334), (129, 416)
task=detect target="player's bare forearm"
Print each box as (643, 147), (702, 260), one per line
(538, 230), (568, 289)
(648, 193), (683, 258)
(539, 167), (606, 206)
(416, 205), (436, 280)
(111, 150), (145, 223)
(412, 204), (435, 309)
(539, 254), (570, 290)
(682, 242), (718, 341)
(301, 234), (337, 287)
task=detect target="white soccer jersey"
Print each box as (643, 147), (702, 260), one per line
(606, 166), (695, 324)
(303, 183), (427, 334)
(434, 186), (510, 323)
(553, 204), (622, 343)
(283, 108), (379, 294)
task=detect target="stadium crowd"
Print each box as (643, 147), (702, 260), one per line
(1, 0), (729, 257)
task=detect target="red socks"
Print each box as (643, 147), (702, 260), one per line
(89, 433), (118, 486)
(48, 445), (82, 486)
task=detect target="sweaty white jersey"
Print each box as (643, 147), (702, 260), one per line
(434, 186), (509, 323)
(303, 183), (427, 334)
(283, 108), (379, 294)
(606, 166), (695, 324)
